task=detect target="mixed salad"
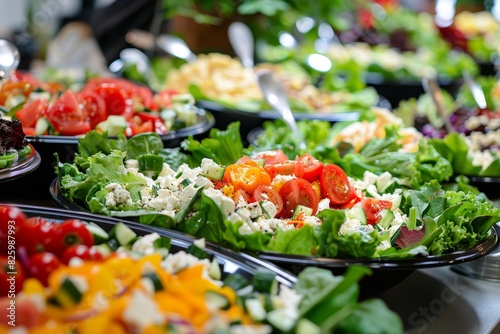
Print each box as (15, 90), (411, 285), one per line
(0, 117), (31, 169)
(162, 53), (379, 114)
(0, 205), (402, 333)
(0, 71), (200, 137)
(55, 124), (499, 259)
(395, 79), (500, 178)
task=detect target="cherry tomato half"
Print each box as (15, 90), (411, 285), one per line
(15, 99), (49, 128)
(46, 90), (91, 136)
(0, 206), (26, 253)
(0, 256), (25, 296)
(27, 252), (61, 286)
(251, 150), (288, 165)
(320, 164), (351, 205)
(77, 90), (107, 128)
(279, 178), (319, 218)
(253, 185), (283, 215)
(264, 161), (304, 179)
(296, 153), (324, 183)
(61, 245), (104, 265)
(362, 198), (393, 225)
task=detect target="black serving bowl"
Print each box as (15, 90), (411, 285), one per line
(49, 177), (498, 297)
(364, 73), (463, 108)
(196, 100), (361, 146)
(0, 109), (214, 201)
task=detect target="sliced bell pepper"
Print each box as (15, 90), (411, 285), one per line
(223, 161), (271, 194)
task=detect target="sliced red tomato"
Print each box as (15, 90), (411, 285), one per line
(279, 178), (319, 218)
(253, 185), (283, 214)
(264, 161), (304, 179)
(133, 86), (157, 110)
(251, 150), (288, 165)
(134, 112), (169, 134)
(27, 252), (61, 286)
(362, 198), (393, 225)
(320, 164), (351, 205)
(76, 90), (107, 128)
(0, 256), (24, 296)
(46, 90), (91, 136)
(233, 189), (252, 204)
(61, 245), (104, 264)
(15, 99), (49, 128)
(340, 187), (361, 209)
(154, 89), (178, 108)
(0, 206), (26, 253)
(296, 153), (324, 183)
(90, 83), (134, 120)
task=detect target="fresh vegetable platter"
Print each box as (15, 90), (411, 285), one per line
(0, 204), (402, 333)
(53, 121), (499, 265)
(0, 71), (212, 140)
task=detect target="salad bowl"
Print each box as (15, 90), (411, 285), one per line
(1, 204), (403, 333)
(49, 175), (498, 297)
(0, 143), (40, 182)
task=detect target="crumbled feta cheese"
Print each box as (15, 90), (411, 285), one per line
(122, 290), (164, 329)
(194, 238), (206, 249)
(261, 200), (278, 218)
(131, 233), (160, 254)
(161, 251), (210, 274)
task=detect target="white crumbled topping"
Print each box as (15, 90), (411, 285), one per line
(229, 325), (273, 334)
(376, 240), (391, 251)
(122, 290), (164, 329)
(131, 232), (160, 255)
(261, 200), (278, 218)
(408, 245), (429, 256)
(161, 250), (210, 274)
(318, 198), (330, 212)
(194, 238), (206, 249)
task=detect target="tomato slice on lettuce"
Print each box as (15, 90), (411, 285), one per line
(90, 83), (134, 120)
(76, 90), (107, 128)
(251, 149), (288, 165)
(253, 185), (283, 214)
(279, 178), (319, 218)
(362, 198), (393, 225)
(320, 164), (351, 205)
(15, 99), (49, 129)
(264, 161), (305, 179)
(296, 153), (324, 182)
(46, 90), (91, 136)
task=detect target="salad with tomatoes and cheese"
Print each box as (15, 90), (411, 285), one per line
(56, 125), (499, 259)
(0, 205), (402, 333)
(0, 71), (199, 137)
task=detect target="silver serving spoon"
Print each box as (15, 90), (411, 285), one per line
(228, 22), (254, 68)
(462, 70), (487, 111)
(422, 75), (455, 133)
(156, 34), (197, 63)
(0, 39), (20, 81)
(257, 70), (307, 150)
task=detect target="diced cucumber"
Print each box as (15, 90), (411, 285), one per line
(53, 277), (84, 307)
(175, 105), (197, 125)
(267, 309), (296, 332)
(5, 94), (25, 109)
(223, 273), (250, 291)
(92, 244), (112, 258)
(295, 318), (321, 334)
(206, 290), (230, 310)
(153, 237), (171, 250)
(106, 238), (120, 251)
(260, 294), (274, 312)
(252, 159), (265, 167)
(345, 206), (367, 225)
(142, 272), (164, 292)
(376, 172), (393, 193)
(209, 259), (221, 280)
(109, 223), (137, 246)
(245, 299), (267, 321)
(252, 269), (277, 295)
(35, 117), (52, 135)
(186, 244), (213, 260)
(390, 227), (401, 245)
(86, 222), (110, 244)
(172, 93), (195, 105)
(96, 115), (128, 136)
(292, 205), (313, 219)
(377, 209), (395, 230)
(200, 160), (226, 181)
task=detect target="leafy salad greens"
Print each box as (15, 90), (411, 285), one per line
(55, 123), (499, 260)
